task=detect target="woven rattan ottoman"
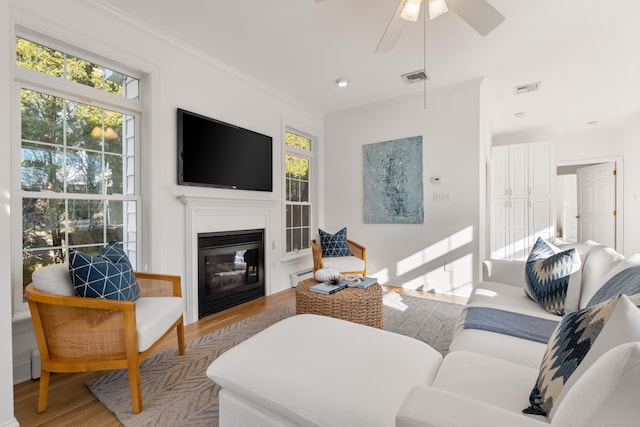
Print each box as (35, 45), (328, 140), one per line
(295, 278), (383, 328)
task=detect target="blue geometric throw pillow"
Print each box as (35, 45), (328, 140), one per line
(523, 294), (634, 417)
(319, 227), (353, 258)
(525, 237), (576, 315)
(68, 240), (140, 301)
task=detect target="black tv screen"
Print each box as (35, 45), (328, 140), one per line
(177, 108), (273, 192)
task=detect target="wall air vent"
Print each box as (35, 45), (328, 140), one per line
(514, 81), (541, 94)
(401, 69), (429, 84)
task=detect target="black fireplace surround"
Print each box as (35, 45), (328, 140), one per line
(198, 229), (265, 319)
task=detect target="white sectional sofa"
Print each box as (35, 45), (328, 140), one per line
(207, 241), (640, 427)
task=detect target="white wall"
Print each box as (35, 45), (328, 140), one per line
(6, 0), (323, 406)
(554, 126), (625, 164)
(324, 79), (485, 296)
(623, 113), (640, 255)
(1, 0), (19, 423)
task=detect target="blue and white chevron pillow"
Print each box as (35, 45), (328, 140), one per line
(523, 294), (640, 417)
(525, 237), (577, 315)
(68, 240), (140, 301)
(319, 227), (353, 257)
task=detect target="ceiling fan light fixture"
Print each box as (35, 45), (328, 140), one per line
(428, 0), (448, 20)
(401, 0), (422, 22)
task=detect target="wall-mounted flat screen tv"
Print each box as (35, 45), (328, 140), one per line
(177, 108), (273, 192)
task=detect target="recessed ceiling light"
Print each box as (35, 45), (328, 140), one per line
(514, 112), (526, 118)
(335, 78), (349, 88)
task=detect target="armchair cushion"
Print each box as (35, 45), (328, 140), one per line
(69, 240), (140, 301)
(135, 296), (184, 351)
(318, 227), (353, 257)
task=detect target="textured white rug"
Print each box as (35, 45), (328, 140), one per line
(87, 294), (463, 426)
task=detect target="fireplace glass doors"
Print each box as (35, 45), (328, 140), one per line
(198, 229), (265, 318)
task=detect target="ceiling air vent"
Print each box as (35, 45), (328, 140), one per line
(514, 81), (541, 95)
(401, 69), (429, 85)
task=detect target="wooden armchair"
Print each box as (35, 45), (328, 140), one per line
(25, 270), (185, 414)
(311, 239), (367, 276)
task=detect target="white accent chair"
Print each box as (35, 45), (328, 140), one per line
(25, 263), (185, 414)
(310, 238), (366, 275)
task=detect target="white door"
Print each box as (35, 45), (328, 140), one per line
(490, 199), (509, 258)
(576, 162), (616, 247)
(510, 198), (529, 260)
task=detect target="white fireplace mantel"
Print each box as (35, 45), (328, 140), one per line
(179, 194), (281, 324)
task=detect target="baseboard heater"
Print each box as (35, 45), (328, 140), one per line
(290, 268), (313, 287)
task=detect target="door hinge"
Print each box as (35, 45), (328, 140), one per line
(613, 169), (617, 176)
(614, 210), (617, 216)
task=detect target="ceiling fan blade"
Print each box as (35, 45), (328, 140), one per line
(375, 0), (409, 53)
(446, 0), (505, 36)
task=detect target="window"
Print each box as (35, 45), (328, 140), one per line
(284, 130), (312, 253)
(15, 35), (142, 309)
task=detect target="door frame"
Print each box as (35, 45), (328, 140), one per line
(556, 156), (624, 253)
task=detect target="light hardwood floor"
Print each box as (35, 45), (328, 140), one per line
(13, 286), (466, 426)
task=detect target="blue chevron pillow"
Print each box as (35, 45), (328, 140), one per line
(68, 240), (140, 301)
(319, 227), (353, 257)
(525, 237), (576, 315)
(523, 294), (640, 417)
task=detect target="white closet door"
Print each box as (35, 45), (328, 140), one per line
(490, 146), (509, 198)
(510, 198), (529, 260)
(509, 144), (528, 198)
(490, 198), (509, 258)
(529, 142), (553, 197)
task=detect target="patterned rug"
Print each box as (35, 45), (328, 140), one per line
(87, 294), (464, 426)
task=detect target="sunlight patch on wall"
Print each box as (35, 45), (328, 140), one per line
(397, 226), (473, 276)
(421, 253), (474, 296)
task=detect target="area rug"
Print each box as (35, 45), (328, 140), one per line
(87, 294), (464, 426)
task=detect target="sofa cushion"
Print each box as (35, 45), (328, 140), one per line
(466, 281), (561, 320)
(524, 237), (581, 315)
(32, 263), (75, 296)
(318, 227), (353, 257)
(68, 240), (140, 301)
(578, 243), (624, 308)
(207, 314), (443, 427)
(552, 342), (640, 427)
(432, 351), (539, 414)
(523, 294), (640, 417)
(586, 254), (640, 306)
(449, 329), (547, 369)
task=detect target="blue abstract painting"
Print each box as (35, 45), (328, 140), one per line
(363, 136), (424, 224)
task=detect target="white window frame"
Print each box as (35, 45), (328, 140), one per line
(283, 125), (315, 259)
(11, 29), (145, 319)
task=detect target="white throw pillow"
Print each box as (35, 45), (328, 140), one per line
(32, 263), (75, 296)
(552, 342), (640, 427)
(579, 244), (624, 308)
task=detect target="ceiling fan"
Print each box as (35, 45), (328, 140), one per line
(376, 0), (505, 53)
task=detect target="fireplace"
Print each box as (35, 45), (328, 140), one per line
(198, 229), (265, 319)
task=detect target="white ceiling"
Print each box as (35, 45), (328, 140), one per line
(100, 0), (640, 140)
